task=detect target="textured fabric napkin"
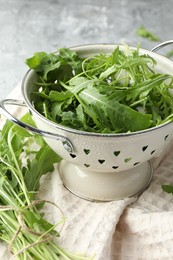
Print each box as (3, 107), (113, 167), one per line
(0, 85), (173, 259)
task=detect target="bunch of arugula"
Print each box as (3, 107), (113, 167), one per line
(26, 46), (173, 133)
(0, 113), (90, 259)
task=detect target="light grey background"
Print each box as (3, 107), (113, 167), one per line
(1, 0), (173, 98)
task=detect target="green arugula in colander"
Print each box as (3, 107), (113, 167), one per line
(25, 45), (173, 133)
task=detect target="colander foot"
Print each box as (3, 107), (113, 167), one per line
(58, 160), (153, 202)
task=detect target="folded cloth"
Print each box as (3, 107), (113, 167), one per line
(111, 143), (173, 260)
(0, 85), (173, 259)
(38, 171), (136, 259)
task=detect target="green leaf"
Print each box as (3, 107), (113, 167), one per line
(127, 75), (171, 102)
(49, 90), (72, 101)
(23, 210), (59, 237)
(162, 184), (173, 194)
(165, 49), (173, 59)
(25, 52), (48, 69)
(67, 76), (94, 94)
(11, 113), (34, 138)
(58, 48), (83, 72)
(26, 52), (61, 81)
(99, 64), (117, 80)
(24, 145), (61, 192)
(106, 100), (152, 132)
(136, 25), (161, 42)
(77, 84), (152, 132)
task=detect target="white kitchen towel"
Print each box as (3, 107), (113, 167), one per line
(111, 142), (173, 260)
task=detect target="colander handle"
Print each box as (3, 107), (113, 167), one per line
(151, 40), (173, 52)
(0, 99), (73, 153)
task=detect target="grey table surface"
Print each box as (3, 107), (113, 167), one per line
(0, 0), (173, 99)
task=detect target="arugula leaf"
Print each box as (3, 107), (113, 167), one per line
(49, 90), (72, 101)
(166, 49), (173, 59)
(24, 145), (61, 192)
(58, 47), (83, 73)
(162, 184), (173, 194)
(26, 48), (83, 82)
(26, 52), (61, 81)
(25, 52), (48, 69)
(136, 25), (161, 41)
(78, 86), (152, 132)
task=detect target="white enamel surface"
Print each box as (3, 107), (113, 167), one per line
(32, 112), (173, 173)
(22, 44), (173, 200)
(59, 160), (152, 201)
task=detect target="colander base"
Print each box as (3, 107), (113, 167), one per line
(58, 160), (153, 202)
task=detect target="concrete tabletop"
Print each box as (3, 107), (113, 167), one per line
(0, 0), (173, 98)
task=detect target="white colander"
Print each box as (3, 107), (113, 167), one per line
(1, 42), (173, 201)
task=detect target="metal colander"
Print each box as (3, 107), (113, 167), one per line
(1, 42), (173, 201)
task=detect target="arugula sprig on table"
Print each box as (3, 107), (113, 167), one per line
(162, 185), (173, 194)
(26, 45), (173, 134)
(0, 113), (90, 260)
(136, 25), (161, 42)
